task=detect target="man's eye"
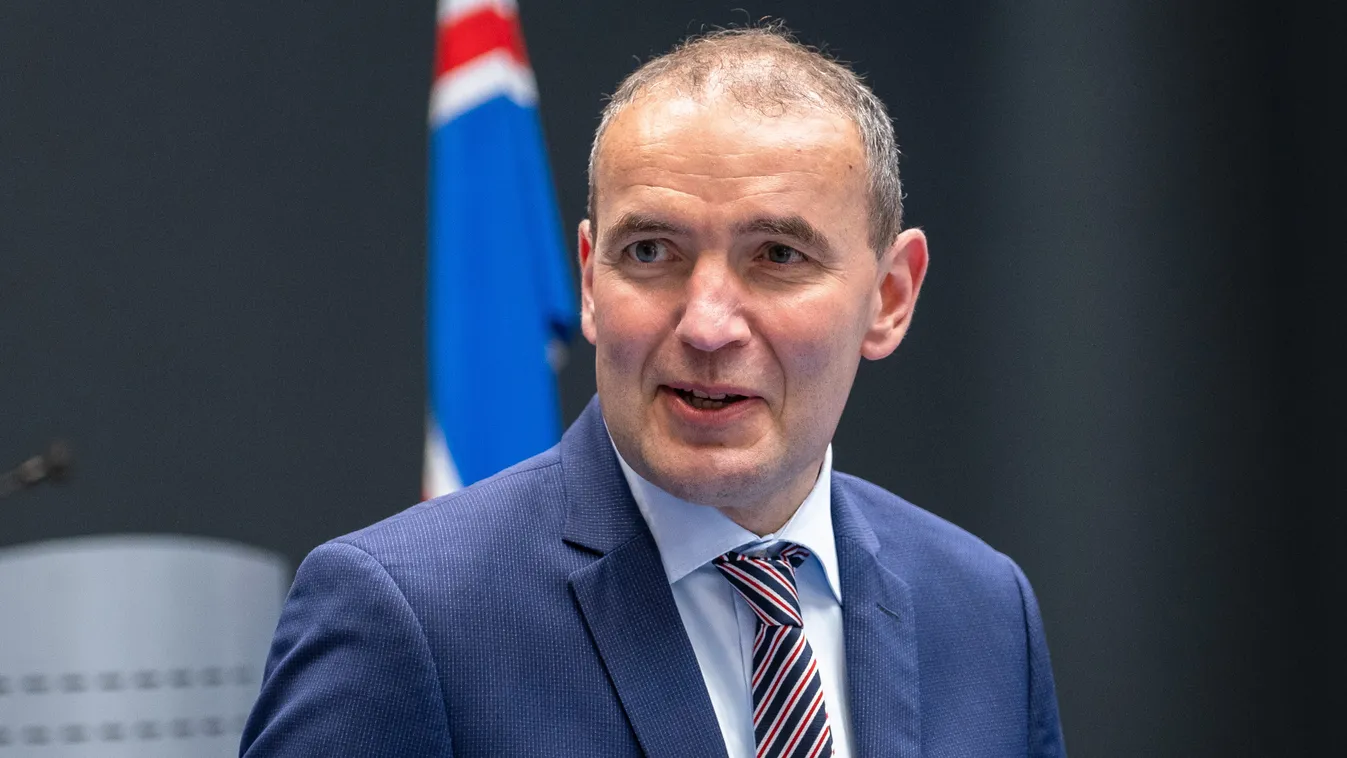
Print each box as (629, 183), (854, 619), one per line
(764, 244), (805, 265)
(625, 240), (669, 263)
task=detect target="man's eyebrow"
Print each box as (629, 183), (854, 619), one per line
(734, 215), (834, 256)
(602, 213), (688, 243)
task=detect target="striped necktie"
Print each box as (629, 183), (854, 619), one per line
(714, 544), (835, 758)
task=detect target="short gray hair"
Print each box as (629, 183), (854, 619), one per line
(587, 24), (905, 253)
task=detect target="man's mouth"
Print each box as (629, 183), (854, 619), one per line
(669, 387), (750, 411)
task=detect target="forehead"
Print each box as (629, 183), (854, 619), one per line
(594, 94), (868, 236)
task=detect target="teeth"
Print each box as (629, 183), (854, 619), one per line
(689, 389), (729, 400)
(673, 387), (748, 411)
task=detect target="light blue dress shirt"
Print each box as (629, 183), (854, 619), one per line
(614, 444), (854, 758)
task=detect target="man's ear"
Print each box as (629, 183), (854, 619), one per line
(861, 228), (929, 360)
(578, 219), (598, 345)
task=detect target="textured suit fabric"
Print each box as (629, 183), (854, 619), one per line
(240, 397), (1066, 757)
(618, 441), (853, 758)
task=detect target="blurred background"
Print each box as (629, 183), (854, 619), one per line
(2, 1), (1341, 755)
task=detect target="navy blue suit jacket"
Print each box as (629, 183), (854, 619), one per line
(241, 398), (1065, 756)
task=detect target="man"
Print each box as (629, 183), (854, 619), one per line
(242, 26), (1065, 758)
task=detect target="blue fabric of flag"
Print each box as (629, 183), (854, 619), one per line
(427, 94), (574, 487)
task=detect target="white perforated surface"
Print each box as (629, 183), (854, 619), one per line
(0, 536), (287, 756)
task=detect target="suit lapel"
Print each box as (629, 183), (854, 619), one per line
(562, 399), (728, 758)
(569, 539), (729, 758)
(834, 481), (922, 757)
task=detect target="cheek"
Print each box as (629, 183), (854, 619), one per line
(592, 282), (665, 376)
(771, 323), (835, 382)
(763, 289), (870, 379)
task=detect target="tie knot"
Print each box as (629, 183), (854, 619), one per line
(713, 544), (811, 627)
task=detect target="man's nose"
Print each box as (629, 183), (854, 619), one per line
(674, 258), (751, 353)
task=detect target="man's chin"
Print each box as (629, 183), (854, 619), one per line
(639, 450), (772, 508)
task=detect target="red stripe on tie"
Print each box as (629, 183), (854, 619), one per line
(776, 686), (827, 757)
(752, 628), (790, 690)
(719, 562), (802, 625)
(748, 557), (802, 605)
(758, 657), (820, 754)
(715, 546), (834, 757)
(804, 724), (833, 758)
(720, 562), (797, 624)
(435, 6), (528, 80)
(753, 634), (808, 723)
(727, 562), (797, 622)
(779, 543), (810, 564)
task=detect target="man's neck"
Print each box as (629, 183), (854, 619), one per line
(714, 455), (828, 536)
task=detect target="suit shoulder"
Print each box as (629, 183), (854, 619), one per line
(329, 446), (567, 560)
(835, 470), (998, 553)
(834, 470), (1021, 592)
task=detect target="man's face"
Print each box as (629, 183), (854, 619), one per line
(580, 93), (926, 525)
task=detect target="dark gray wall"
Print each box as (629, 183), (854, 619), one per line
(2, 1), (1339, 754)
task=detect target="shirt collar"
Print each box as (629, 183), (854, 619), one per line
(611, 436), (842, 603)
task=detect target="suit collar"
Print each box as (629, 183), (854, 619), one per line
(561, 397), (728, 758)
(833, 478), (923, 757)
(560, 396), (651, 555)
(615, 437), (842, 601)
(832, 473), (881, 555)
(561, 398), (923, 756)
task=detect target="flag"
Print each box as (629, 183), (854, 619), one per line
(423, 0), (575, 498)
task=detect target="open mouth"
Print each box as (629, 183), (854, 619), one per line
(669, 387), (750, 411)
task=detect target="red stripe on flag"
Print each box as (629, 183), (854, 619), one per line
(435, 7), (529, 79)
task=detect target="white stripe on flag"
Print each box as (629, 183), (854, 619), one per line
(423, 415), (463, 499)
(438, 0), (518, 23)
(429, 49), (538, 127)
